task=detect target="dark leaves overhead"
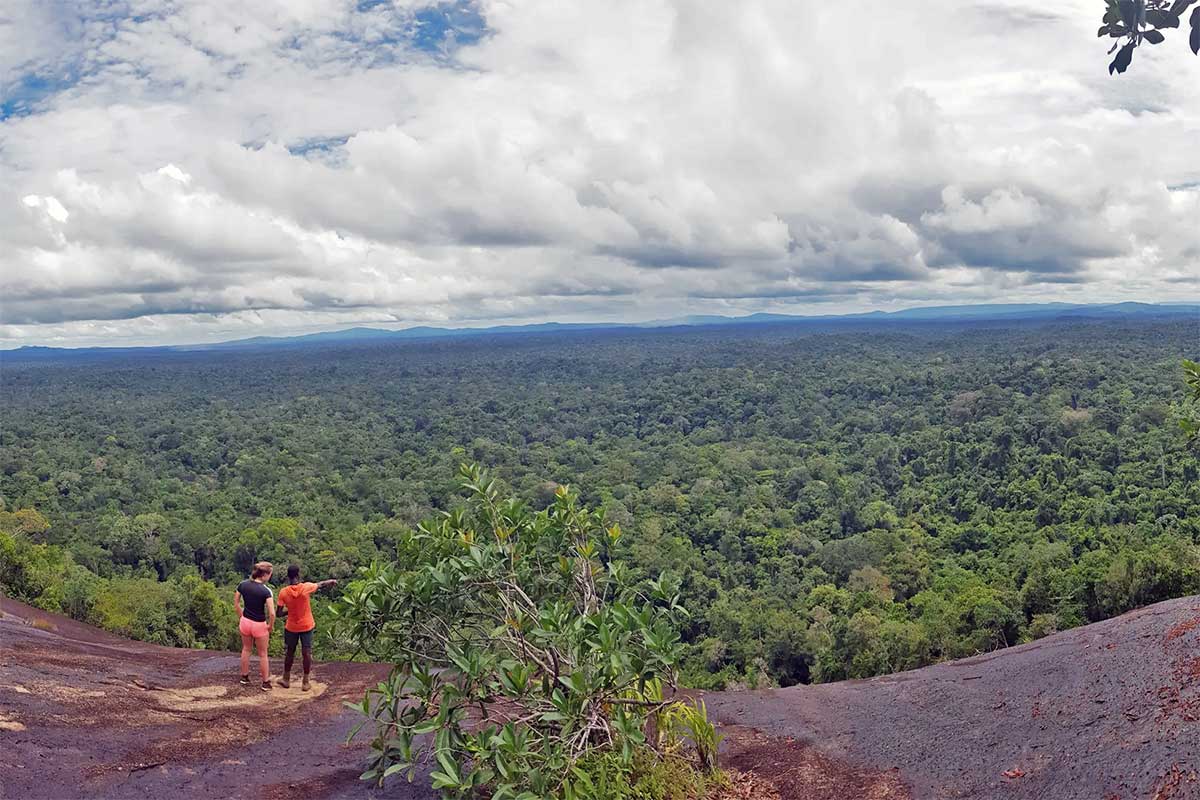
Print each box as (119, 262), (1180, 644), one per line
(1101, 0), (1200, 72)
(1118, 0), (1145, 28)
(1145, 9), (1179, 26)
(1110, 41), (1135, 73)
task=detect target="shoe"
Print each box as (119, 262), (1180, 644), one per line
(239, 675), (251, 686)
(302, 676), (311, 692)
(279, 674), (290, 689)
(261, 680), (272, 692)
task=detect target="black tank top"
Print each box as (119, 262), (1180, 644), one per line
(238, 579), (273, 622)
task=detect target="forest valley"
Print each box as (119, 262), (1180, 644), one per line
(1, 318), (1198, 690)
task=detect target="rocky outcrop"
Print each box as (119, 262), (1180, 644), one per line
(4, 594), (1200, 799)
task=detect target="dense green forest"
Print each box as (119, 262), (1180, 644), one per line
(1, 318), (1197, 686)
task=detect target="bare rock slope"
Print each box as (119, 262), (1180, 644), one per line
(0, 596), (413, 800)
(4, 594), (1200, 799)
(704, 595), (1200, 799)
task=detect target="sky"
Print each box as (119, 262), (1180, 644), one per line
(1, 0), (1198, 348)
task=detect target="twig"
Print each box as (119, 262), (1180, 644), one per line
(129, 761), (166, 773)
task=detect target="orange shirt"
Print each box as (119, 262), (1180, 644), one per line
(278, 582), (319, 633)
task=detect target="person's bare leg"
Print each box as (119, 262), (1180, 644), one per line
(301, 647), (313, 691)
(255, 635), (271, 686)
(240, 634), (253, 682)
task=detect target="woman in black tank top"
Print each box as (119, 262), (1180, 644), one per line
(234, 561), (276, 691)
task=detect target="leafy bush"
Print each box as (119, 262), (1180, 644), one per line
(0, 512), (238, 651)
(570, 747), (720, 800)
(664, 699), (722, 774)
(0, 528), (71, 610)
(92, 578), (174, 644)
(335, 465), (705, 798)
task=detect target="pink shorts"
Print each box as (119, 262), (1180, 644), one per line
(239, 616), (270, 638)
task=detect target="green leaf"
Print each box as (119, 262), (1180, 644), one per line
(435, 750), (461, 783)
(429, 770), (459, 790)
(411, 719), (441, 735)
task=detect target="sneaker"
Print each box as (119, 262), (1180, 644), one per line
(302, 676), (311, 692)
(239, 675), (251, 686)
(261, 680), (272, 692)
(278, 675), (290, 689)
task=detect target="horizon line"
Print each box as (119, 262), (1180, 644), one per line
(3, 299), (1198, 353)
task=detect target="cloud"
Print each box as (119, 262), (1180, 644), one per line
(919, 185), (1124, 274)
(1, 0), (1198, 346)
(924, 187), (1045, 234)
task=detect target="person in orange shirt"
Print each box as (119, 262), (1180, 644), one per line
(275, 563), (337, 691)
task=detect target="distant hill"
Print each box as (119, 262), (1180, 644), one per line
(3, 302), (1196, 357)
(176, 321), (630, 350)
(655, 301), (1199, 326)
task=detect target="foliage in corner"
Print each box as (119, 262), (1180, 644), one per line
(1099, 0), (1200, 74)
(332, 464), (712, 799)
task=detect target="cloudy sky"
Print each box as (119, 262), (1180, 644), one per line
(1, 0), (1198, 347)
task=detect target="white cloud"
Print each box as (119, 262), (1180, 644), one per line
(22, 193), (70, 223)
(0, 0), (1198, 346)
(924, 187), (1044, 234)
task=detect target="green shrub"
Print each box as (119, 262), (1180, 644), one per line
(335, 465), (700, 799)
(1, 514), (239, 651)
(0, 528), (71, 611)
(669, 699), (722, 775)
(570, 747), (717, 800)
(93, 578), (174, 644)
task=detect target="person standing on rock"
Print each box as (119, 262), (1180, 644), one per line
(235, 561), (276, 692)
(275, 563), (337, 691)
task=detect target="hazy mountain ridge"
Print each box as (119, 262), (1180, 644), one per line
(5, 302), (1198, 357)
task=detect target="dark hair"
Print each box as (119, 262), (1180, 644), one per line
(251, 561), (273, 579)
(287, 564), (301, 582)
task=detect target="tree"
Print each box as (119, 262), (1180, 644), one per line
(1099, 0), (1200, 74)
(332, 465), (718, 799)
(1180, 359), (1200, 440)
